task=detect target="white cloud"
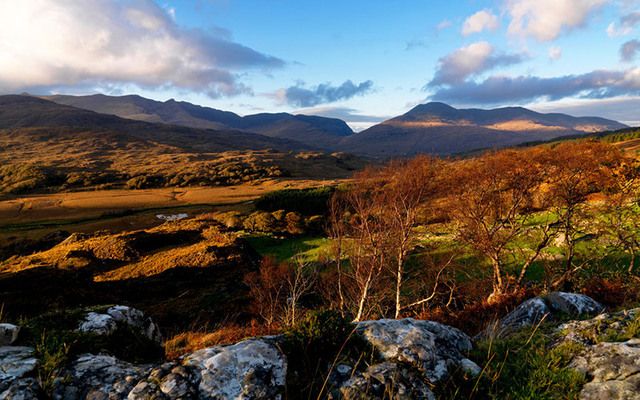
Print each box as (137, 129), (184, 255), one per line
(0, 0), (283, 97)
(462, 10), (500, 36)
(548, 46), (563, 61)
(428, 42), (525, 86)
(506, 0), (609, 42)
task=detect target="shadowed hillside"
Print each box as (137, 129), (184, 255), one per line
(46, 94), (354, 149)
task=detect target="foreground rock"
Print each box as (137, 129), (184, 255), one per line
(335, 319), (480, 399)
(184, 338), (287, 399)
(53, 354), (151, 400)
(550, 307), (640, 399)
(0, 346), (39, 397)
(78, 305), (162, 343)
(53, 337), (286, 400)
(490, 292), (604, 337)
(0, 323), (20, 346)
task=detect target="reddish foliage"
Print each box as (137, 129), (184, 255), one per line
(582, 277), (640, 309)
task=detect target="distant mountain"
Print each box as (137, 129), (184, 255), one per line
(39, 95), (629, 157)
(338, 102), (628, 156)
(1, 95), (307, 153)
(46, 94), (353, 149)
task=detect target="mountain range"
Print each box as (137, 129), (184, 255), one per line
(43, 94), (628, 156)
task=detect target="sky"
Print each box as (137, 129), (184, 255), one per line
(0, 0), (639, 130)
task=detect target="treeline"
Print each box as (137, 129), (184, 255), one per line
(245, 140), (640, 328)
(0, 160), (285, 194)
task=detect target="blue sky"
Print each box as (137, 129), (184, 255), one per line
(0, 0), (638, 128)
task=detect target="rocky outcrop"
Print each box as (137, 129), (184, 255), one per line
(0, 346), (39, 398)
(339, 362), (436, 400)
(53, 354), (151, 400)
(554, 308), (640, 400)
(489, 292), (604, 337)
(0, 323), (20, 346)
(78, 305), (162, 343)
(184, 338), (287, 399)
(570, 339), (640, 399)
(334, 319), (480, 399)
(52, 337), (286, 400)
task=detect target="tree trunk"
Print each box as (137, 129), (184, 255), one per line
(354, 268), (374, 322)
(394, 254), (404, 319)
(629, 251), (636, 274)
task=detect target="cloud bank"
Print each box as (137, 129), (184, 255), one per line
(276, 80), (374, 107)
(430, 68), (640, 105)
(428, 42), (525, 86)
(0, 0), (284, 97)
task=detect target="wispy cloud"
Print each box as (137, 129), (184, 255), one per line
(274, 80), (374, 107)
(428, 42), (525, 86)
(0, 0), (284, 97)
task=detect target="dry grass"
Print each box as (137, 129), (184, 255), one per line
(164, 323), (272, 359)
(0, 179), (341, 226)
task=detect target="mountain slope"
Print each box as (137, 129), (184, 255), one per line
(46, 94), (353, 149)
(339, 102), (628, 156)
(0, 95), (366, 194)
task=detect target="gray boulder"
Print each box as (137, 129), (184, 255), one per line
(338, 362), (436, 400)
(0, 378), (42, 400)
(78, 305), (162, 344)
(356, 318), (480, 383)
(53, 354), (151, 400)
(0, 346), (42, 399)
(570, 339), (640, 400)
(0, 346), (38, 393)
(183, 338), (287, 400)
(0, 323), (20, 346)
(128, 362), (197, 399)
(490, 292), (604, 337)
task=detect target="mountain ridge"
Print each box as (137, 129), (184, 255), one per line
(45, 93), (353, 149)
(39, 93), (629, 157)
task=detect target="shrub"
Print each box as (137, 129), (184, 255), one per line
(282, 310), (375, 399)
(285, 211), (305, 235)
(243, 211), (278, 232)
(255, 187), (335, 215)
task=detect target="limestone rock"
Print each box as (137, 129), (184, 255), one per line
(129, 362), (197, 399)
(183, 338), (287, 400)
(0, 323), (20, 346)
(0, 346), (38, 392)
(78, 305), (162, 344)
(338, 362), (435, 400)
(78, 312), (118, 336)
(356, 318), (478, 383)
(571, 339), (640, 400)
(546, 292), (604, 316)
(492, 292), (604, 337)
(53, 354), (151, 400)
(0, 378), (43, 400)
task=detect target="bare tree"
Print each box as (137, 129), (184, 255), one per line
(284, 256), (317, 326)
(445, 148), (548, 301)
(544, 142), (621, 288)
